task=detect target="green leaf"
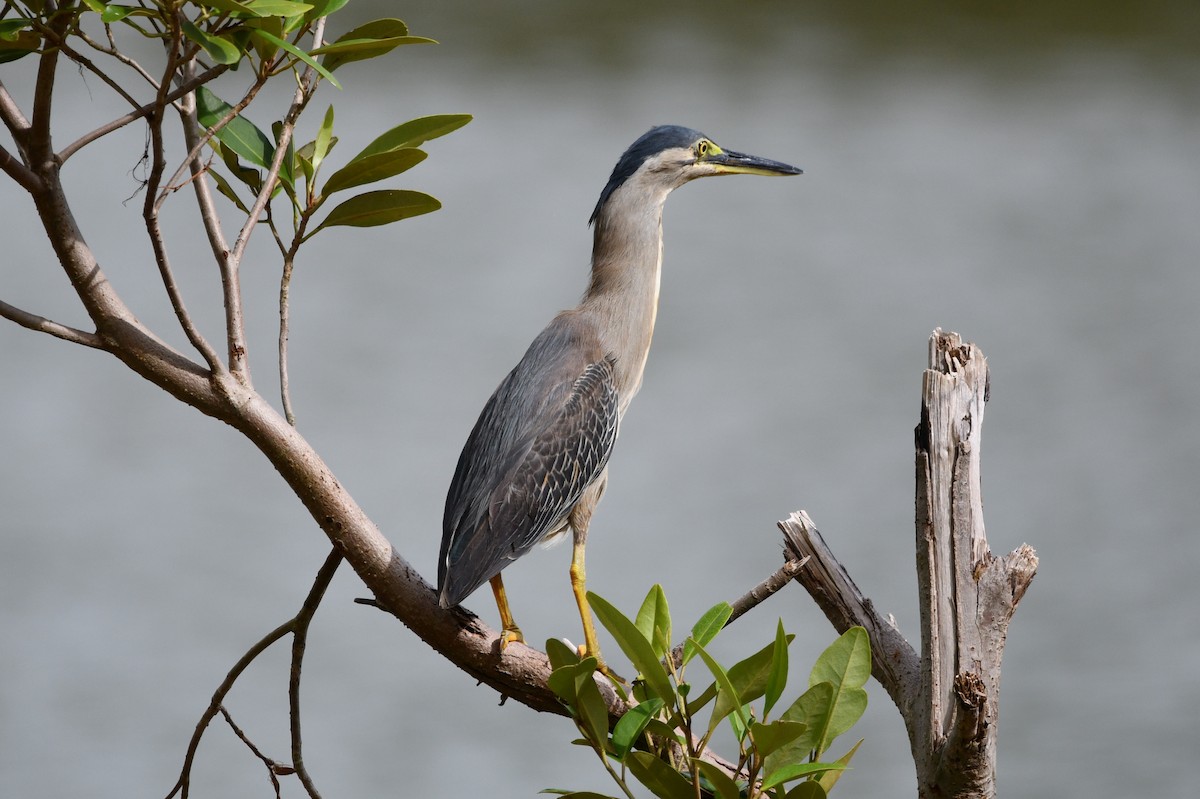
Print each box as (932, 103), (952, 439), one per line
(311, 104), (334, 175)
(624, 752), (695, 799)
(213, 138), (264, 192)
(207, 168), (251, 212)
(682, 601), (732, 666)
(684, 681), (717, 716)
(808, 627), (870, 756)
(546, 638), (582, 671)
(643, 717), (686, 746)
(748, 719), (807, 758)
(195, 0), (257, 15)
(634, 584), (671, 660)
(0, 31), (38, 63)
(196, 87), (274, 170)
(250, 27), (341, 89)
(244, 0), (313, 15)
(764, 619), (789, 718)
(573, 658), (610, 750)
(611, 698), (663, 759)
(321, 147), (425, 195)
(304, 0), (349, 22)
(100, 5), (135, 23)
(539, 793), (622, 799)
(270, 120), (296, 193)
(711, 634), (794, 727)
(0, 18), (32, 39)
(817, 738), (862, 793)
(309, 189), (440, 235)
(784, 782), (828, 799)
(313, 18), (433, 72)
(763, 682), (833, 778)
(689, 638), (749, 735)
(810, 627), (871, 691)
(180, 19), (243, 65)
(353, 114), (471, 161)
(692, 760), (740, 799)
(761, 762), (846, 791)
(588, 592), (675, 706)
(547, 665), (579, 708)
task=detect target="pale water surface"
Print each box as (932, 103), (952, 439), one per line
(2, 2), (1198, 797)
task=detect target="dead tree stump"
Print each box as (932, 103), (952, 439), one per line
(780, 329), (1037, 798)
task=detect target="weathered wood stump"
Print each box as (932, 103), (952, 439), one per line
(781, 329), (1037, 798)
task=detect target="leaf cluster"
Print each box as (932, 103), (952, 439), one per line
(546, 586), (870, 799)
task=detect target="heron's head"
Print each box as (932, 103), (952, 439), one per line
(589, 125), (802, 226)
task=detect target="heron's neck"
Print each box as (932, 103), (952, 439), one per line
(580, 197), (667, 410)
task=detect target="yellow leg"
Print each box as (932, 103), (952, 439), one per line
(489, 573), (524, 650)
(569, 530), (603, 666)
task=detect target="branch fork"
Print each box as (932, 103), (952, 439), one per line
(782, 330), (1037, 798)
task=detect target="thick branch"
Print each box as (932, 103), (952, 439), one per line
(781, 330), (1037, 799)
(912, 330), (1036, 798)
(0, 79), (31, 136)
(778, 511), (920, 716)
(23, 159), (222, 414)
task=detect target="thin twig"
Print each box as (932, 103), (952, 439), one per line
(140, 19), (225, 375)
(218, 706), (285, 799)
(667, 556), (808, 670)
(289, 548), (342, 799)
(727, 555), (808, 627)
(228, 20), (326, 271)
(165, 619), (295, 799)
(278, 253), (297, 424)
(53, 36), (143, 112)
(0, 299), (104, 348)
(174, 61), (249, 379)
(57, 64), (228, 163)
(164, 548), (342, 799)
(75, 26), (163, 90)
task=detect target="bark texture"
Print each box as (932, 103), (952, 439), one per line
(782, 330), (1037, 798)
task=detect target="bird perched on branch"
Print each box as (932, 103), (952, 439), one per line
(438, 125), (801, 671)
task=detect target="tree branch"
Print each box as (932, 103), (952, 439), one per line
(0, 78), (31, 137)
(140, 24), (226, 376)
(27, 3), (68, 168)
(781, 330), (1038, 798)
(0, 142), (41, 193)
(174, 60), (248, 378)
(57, 65), (229, 164)
(667, 555), (809, 671)
(778, 511), (920, 716)
(164, 548), (341, 799)
(289, 548), (341, 799)
(0, 299), (104, 348)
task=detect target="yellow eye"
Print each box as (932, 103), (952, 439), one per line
(696, 140), (710, 156)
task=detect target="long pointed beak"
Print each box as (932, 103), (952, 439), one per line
(706, 149), (803, 177)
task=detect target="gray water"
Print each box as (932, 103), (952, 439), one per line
(2, 2), (1198, 797)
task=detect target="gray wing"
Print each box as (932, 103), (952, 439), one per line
(439, 315), (619, 607)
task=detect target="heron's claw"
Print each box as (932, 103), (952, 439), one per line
(498, 625), (525, 650)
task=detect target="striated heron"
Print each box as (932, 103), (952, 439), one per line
(438, 125), (801, 671)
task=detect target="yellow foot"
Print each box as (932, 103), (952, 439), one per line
(498, 626), (525, 650)
(575, 645), (626, 685)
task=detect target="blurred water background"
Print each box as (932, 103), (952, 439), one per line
(2, 1), (1199, 796)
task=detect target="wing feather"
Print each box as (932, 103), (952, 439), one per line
(439, 314), (620, 606)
